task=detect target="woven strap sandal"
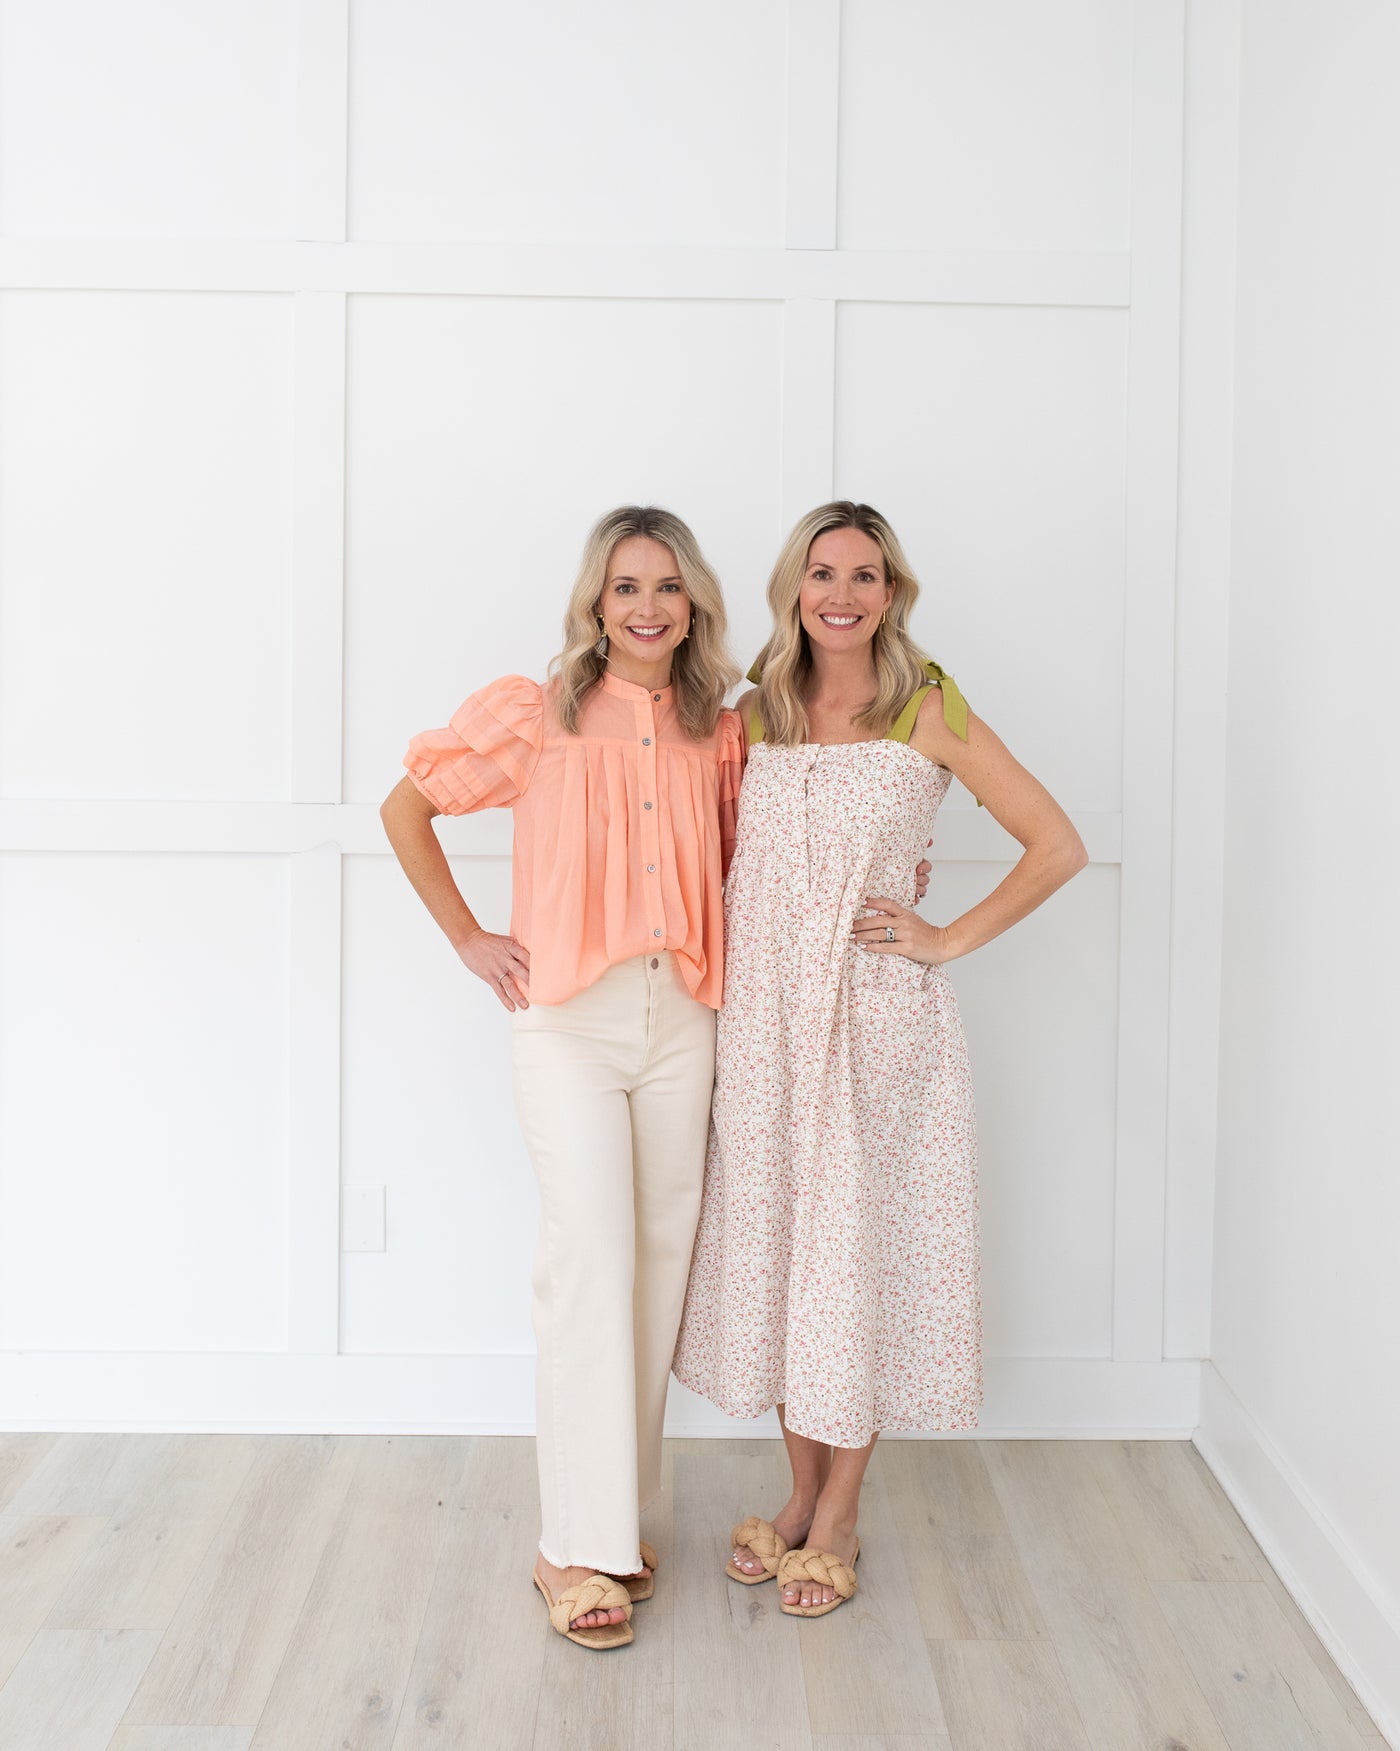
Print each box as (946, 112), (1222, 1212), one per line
(726, 1515), (789, 1585)
(776, 1540), (861, 1618)
(532, 1568), (634, 1649)
(606, 1539), (659, 1603)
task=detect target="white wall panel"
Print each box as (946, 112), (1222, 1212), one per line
(834, 301), (1128, 814)
(838, 0), (1134, 251)
(0, 0), (1195, 1444)
(937, 861), (1120, 1358)
(348, 0), (787, 246)
(340, 854), (536, 1354)
(0, 851), (289, 1350)
(1203, 0), (1400, 1728)
(342, 294), (784, 804)
(0, 291), (295, 802)
(1165, 0), (1237, 1358)
(0, 0), (296, 238)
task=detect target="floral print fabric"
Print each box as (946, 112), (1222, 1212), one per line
(672, 738), (983, 1448)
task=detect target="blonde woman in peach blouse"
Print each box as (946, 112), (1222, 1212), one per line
(380, 506), (743, 1652)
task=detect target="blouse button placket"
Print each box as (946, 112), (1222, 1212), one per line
(640, 693), (664, 945)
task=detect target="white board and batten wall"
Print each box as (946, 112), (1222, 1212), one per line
(0, 0), (1201, 1439)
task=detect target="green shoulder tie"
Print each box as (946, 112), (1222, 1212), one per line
(887, 660), (981, 807)
(888, 659), (970, 743)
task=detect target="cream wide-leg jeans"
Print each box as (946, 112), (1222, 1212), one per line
(510, 950), (716, 1573)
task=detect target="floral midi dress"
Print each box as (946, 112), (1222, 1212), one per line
(672, 694), (983, 1448)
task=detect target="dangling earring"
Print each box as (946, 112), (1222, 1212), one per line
(595, 614), (608, 658)
(682, 617), (693, 640)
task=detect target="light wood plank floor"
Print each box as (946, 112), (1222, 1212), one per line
(0, 1433), (1387, 1751)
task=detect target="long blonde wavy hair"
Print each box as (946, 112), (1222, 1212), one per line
(751, 501), (932, 746)
(551, 506), (740, 741)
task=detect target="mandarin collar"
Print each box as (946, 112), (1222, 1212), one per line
(600, 671), (673, 701)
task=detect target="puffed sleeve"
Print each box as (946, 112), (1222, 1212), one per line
(402, 674), (544, 814)
(716, 706), (747, 879)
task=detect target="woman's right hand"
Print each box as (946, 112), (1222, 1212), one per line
(457, 927), (531, 1011)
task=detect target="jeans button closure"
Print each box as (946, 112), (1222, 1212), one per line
(649, 957), (659, 969)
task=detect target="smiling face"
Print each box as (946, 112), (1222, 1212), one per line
(594, 535), (692, 680)
(798, 525), (894, 656)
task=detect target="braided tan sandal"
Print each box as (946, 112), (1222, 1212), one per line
(726, 1515), (789, 1585)
(606, 1539), (659, 1603)
(532, 1566), (634, 1649)
(776, 1540), (861, 1618)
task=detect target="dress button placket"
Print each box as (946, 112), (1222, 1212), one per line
(640, 694), (664, 952)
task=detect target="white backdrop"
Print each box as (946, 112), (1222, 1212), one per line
(0, 0), (1197, 1437)
(1192, 0), (1400, 1737)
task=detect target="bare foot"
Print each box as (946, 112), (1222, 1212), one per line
(600, 1557), (653, 1593)
(534, 1555), (631, 1631)
(780, 1510), (858, 1611)
(730, 1497), (816, 1579)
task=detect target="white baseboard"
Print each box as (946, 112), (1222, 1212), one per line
(1194, 1362), (1399, 1749)
(0, 1350), (1199, 1437)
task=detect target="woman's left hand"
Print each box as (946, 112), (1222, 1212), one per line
(852, 896), (958, 965)
(914, 839), (932, 902)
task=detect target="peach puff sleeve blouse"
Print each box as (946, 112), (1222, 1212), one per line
(403, 672), (746, 1008)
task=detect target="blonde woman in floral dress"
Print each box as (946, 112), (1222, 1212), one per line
(672, 501), (1088, 1616)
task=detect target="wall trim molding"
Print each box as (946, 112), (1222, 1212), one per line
(0, 802), (1123, 862)
(1193, 1362), (1400, 1748)
(0, 1353), (1199, 1438)
(0, 242), (1130, 306)
(780, 298), (836, 527)
(1111, 0), (1186, 1362)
